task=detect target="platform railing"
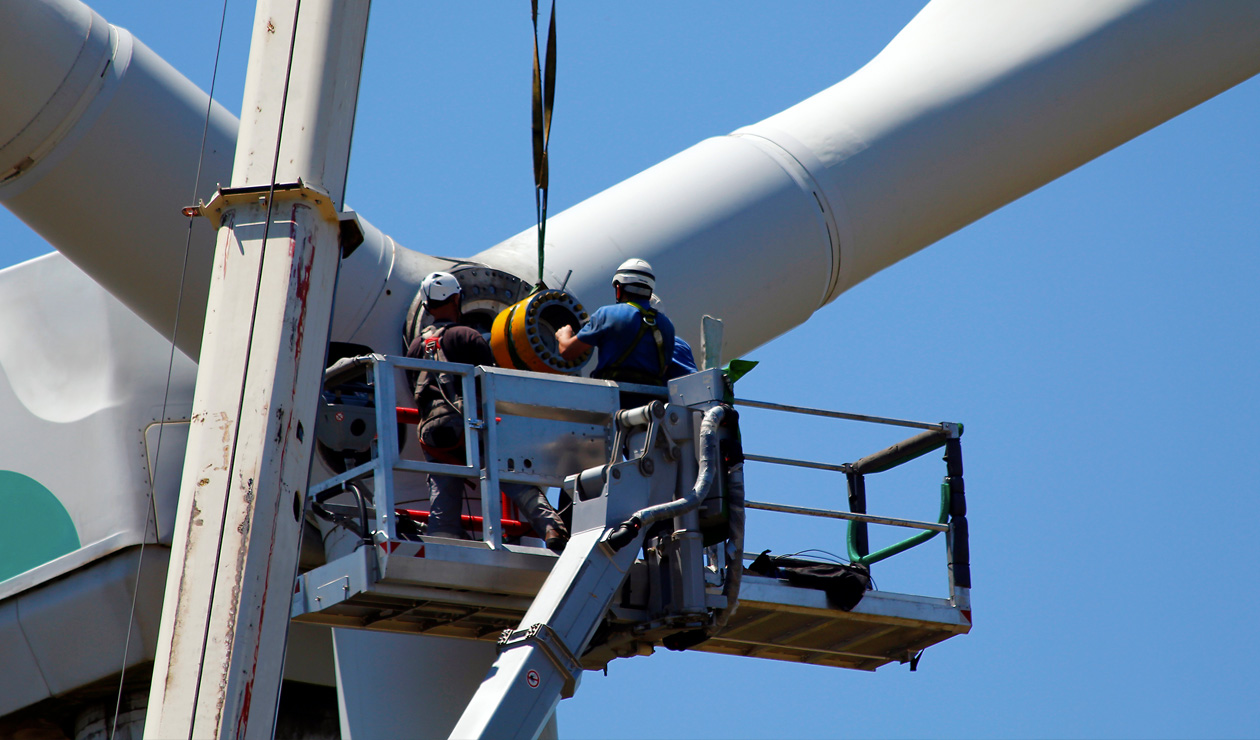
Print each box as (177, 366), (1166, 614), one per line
(310, 357), (969, 598)
(311, 354), (486, 544)
(732, 396), (969, 598)
(311, 354), (661, 550)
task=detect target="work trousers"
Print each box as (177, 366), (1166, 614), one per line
(419, 414), (563, 539)
(426, 474), (564, 540)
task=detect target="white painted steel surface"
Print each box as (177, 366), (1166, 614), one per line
(231, 0), (368, 208)
(143, 197), (342, 738)
(144, 1), (368, 736)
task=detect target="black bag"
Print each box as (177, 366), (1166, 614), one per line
(748, 550), (871, 611)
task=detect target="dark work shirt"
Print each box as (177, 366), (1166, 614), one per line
(406, 324), (494, 367)
(406, 322), (494, 418)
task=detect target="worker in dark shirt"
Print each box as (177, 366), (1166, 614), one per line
(408, 272), (568, 551)
(555, 258), (675, 386)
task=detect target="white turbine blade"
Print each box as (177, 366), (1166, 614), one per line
(753, 0), (1260, 301)
(3, 1), (1258, 361)
(474, 0), (1260, 358)
(0, 0), (234, 353)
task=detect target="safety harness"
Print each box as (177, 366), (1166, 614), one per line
(594, 301), (668, 386)
(414, 321), (466, 463)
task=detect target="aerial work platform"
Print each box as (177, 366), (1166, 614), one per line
(293, 542), (969, 671)
(297, 354), (971, 677)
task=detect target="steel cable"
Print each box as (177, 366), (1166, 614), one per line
(109, 1), (233, 737)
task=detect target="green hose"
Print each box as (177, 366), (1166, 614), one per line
(847, 480), (950, 566)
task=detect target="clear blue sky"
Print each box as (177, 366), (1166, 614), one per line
(3, 2), (1258, 738)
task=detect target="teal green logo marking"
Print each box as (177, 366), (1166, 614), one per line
(0, 471), (80, 583)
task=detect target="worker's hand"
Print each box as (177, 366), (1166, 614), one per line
(555, 324), (590, 360)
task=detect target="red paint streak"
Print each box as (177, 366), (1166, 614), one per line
(235, 206), (324, 737)
(234, 530), (273, 740)
(275, 207), (316, 496)
(235, 472), (290, 738)
(961, 609), (972, 624)
(237, 679), (252, 738)
(288, 205), (315, 375)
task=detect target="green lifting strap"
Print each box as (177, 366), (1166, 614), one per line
(847, 479), (950, 567)
(531, 0), (557, 286)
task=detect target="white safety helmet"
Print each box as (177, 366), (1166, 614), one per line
(421, 271), (461, 305)
(612, 258), (655, 296)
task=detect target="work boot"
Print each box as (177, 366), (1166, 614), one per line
(504, 483), (569, 552)
(544, 524), (569, 554)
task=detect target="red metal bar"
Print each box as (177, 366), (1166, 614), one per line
(396, 509), (533, 538)
(393, 412), (532, 538)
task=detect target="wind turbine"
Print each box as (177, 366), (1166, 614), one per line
(2, 1), (1260, 740)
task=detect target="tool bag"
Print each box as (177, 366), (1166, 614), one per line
(748, 550), (872, 611)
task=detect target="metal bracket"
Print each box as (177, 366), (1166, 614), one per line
(497, 622), (582, 698)
(637, 416), (660, 476)
(184, 180), (364, 258)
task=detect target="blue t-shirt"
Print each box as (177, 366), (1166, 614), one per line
(667, 337), (699, 379)
(577, 302), (676, 380)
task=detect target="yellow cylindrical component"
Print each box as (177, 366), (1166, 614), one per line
(490, 289), (592, 374)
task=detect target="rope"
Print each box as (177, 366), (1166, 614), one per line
(531, 0), (557, 289)
(109, 2), (232, 737)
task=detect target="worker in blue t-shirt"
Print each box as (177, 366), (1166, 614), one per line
(555, 258), (676, 386)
